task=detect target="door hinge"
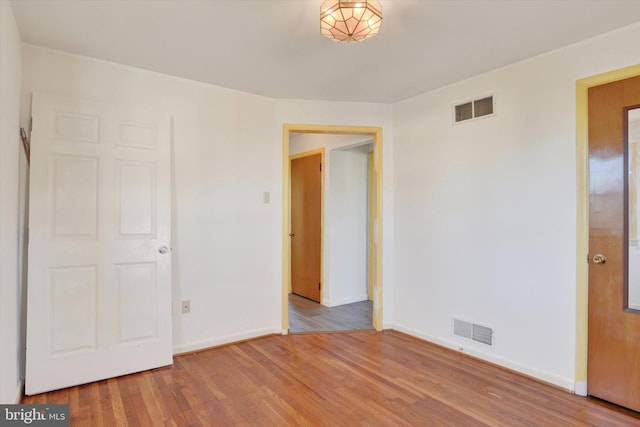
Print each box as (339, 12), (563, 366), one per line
(319, 282), (321, 290)
(320, 163), (322, 172)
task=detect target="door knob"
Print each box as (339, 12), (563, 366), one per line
(158, 246), (169, 254)
(289, 233), (295, 237)
(592, 254), (607, 264)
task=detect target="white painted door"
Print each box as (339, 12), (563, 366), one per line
(26, 93), (173, 395)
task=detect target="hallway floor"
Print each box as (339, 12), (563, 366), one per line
(288, 293), (373, 332)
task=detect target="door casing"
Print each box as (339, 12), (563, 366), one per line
(368, 151), (376, 301)
(575, 64), (640, 394)
(282, 124), (383, 332)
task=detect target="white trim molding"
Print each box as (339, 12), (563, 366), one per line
(574, 380), (588, 396)
(172, 328), (281, 355)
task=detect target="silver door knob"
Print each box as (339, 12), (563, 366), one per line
(592, 254), (607, 264)
(158, 246), (169, 254)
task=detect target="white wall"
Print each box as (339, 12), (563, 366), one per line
(629, 247), (640, 310)
(392, 22), (640, 390)
(289, 133), (371, 156)
(0, 0), (24, 404)
(328, 148), (369, 306)
(21, 45), (282, 353)
(277, 100), (395, 326)
(21, 45), (395, 352)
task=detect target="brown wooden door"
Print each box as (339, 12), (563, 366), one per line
(290, 153), (322, 302)
(588, 75), (640, 412)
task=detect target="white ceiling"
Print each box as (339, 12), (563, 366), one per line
(9, 0), (640, 103)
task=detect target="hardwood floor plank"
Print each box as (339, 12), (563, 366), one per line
(23, 331), (640, 426)
(106, 379), (128, 427)
(82, 382), (104, 427)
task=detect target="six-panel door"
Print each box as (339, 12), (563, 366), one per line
(26, 93), (173, 395)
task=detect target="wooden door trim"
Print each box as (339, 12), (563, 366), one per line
(368, 151), (375, 301)
(575, 64), (640, 395)
(288, 148), (325, 301)
(282, 124), (384, 332)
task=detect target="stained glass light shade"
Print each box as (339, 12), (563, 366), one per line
(320, 0), (383, 43)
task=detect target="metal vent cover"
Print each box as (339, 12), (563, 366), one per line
(453, 95), (495, 124)
(453, 318), (472, 339)
(453, 318), (494, 347)
(472, 324), (493, 346)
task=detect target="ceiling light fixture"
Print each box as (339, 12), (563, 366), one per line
(320, 0), (383, 43)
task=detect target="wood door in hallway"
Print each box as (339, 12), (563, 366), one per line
(290, 152), (322, 302)
(588, 75), (640, 412)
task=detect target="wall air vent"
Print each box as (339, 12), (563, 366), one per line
(453, 318), (494, 347)
(453, 95), (495, 124)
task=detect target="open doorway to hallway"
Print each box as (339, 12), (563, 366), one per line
(289, 135), (373, 332)
(283, 126), (382, 333)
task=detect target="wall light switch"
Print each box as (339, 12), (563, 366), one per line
(263, 191), (270, 204)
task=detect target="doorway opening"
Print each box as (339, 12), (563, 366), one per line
(282, 124), (383, 333)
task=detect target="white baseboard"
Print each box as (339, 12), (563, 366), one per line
(574, 380), (587, 396)
(392, 323), (574, 392)
(324, 294), (369, 308)
(172, 327), (281, 355)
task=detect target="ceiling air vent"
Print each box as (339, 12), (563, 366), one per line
(453, 95), (495, 124)
(453, 318), (494, 347)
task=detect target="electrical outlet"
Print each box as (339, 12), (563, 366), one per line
(181, 300), (191, 314)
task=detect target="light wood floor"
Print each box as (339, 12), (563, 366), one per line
(23, 331), (640, 426)
(288, 293), (373, 332)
